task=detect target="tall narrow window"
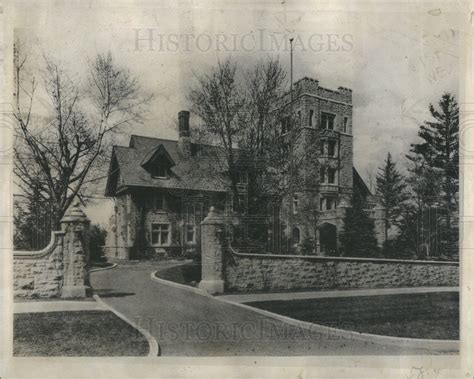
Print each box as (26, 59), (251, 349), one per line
(281, 116), (291, 135)
(320, 197), (325, 211)
(185, 224), (195, 244)
(293, 195), (299, 215)
(326, 198), (334, 210)
(155, 193), (165, 210)
(320, 140), (325, 155)
(292, 227), (301, 245)
(321, 112), (335, 130)
(343, 117), (348, 133)
(328, 140), (337, 157)
(309, 110), (314, 126)
(320, 167), (326, 183)
(328, 168), (337, 184)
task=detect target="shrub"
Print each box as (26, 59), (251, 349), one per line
(89, 224), (107, 262)
(300, 237), (315, 255)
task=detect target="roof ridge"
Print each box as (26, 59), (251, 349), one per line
(130, 133), (229, 150)
(130, 134), (178, 142)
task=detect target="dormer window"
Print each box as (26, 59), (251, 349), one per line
(151, 165), (168, 179)
(141, 144), (175, 179)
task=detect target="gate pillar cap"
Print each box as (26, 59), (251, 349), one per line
(61, 201), (90, 223)
(201, 206), (225, 225)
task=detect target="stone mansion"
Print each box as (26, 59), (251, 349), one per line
(104, 77), (387, 260)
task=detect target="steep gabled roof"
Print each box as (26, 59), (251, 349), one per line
(353, 167), (372, 198)
(105, 135), (230, 196)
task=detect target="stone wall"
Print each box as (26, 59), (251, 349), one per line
(13, 203), (91, 299)
(14, 231), (65, 298)
(198, 208), (428, 295)
(224, 248), (459, 293)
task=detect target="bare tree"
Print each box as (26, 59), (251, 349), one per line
(241, 57), (287, 158)
(188, 57), (325, 253)
(14, 41), (152, 229)
(188, 57), (246, 204)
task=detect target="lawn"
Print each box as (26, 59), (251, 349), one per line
(14, 310), (149, 356)
(245, 292), (459, 340)
(155, 261), (201, 287)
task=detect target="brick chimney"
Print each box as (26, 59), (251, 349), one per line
(178, 110), (191, 158)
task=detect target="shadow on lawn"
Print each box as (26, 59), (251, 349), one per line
(93, 288), (136, 298)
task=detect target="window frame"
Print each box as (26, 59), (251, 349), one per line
(328, 139), (337, 157)
(281, 116), (291, 135)
(293, 194), (299, 215)
(320, 197), (325, 211)
(343, 116), (349, 133)
(292, 226), (301, 246)
(327, 197), (337, 210)
(150, 223), (171, 246)
(154, 193), (166, 211)
(320, 112), (336, 131)
(320, 139), (326, 156)
(185, 223), (196, 244)
(151, 165), (168, 179)
(326, 197), (334, 210)
(327, 168), (337, 184)
(320, 167), (326, 183)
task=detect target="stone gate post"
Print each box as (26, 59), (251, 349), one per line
(373, 205), (387, 247)
(199, 206), (226, 295)
(60, 202), (91, 298)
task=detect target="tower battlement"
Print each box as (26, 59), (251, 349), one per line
(294, 77), (352, 104)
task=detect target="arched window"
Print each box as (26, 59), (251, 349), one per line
(292, 227), (301, 245)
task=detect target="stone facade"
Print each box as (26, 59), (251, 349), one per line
(13, 203), (91, 299)
(104, 187), (227, 260)
(277, 77), (385, 254)
(224, 249), (458, 292)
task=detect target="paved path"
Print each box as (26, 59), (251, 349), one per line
(90, 262), (453, 356)
(217, 286), (459, 304)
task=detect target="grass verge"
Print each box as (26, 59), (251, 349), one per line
(14, 310), (149, 356)
(245, 292), (459, 340)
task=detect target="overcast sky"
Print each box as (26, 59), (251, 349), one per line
(14, 0), (463, 225)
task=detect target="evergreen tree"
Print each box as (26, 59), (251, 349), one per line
(406, 93), (459, 258)
(376, 152), (408, 234)
(89, 224), (107, 262)
(339, 194), (379, 257)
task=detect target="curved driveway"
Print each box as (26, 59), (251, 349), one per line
(90, 262), (444, 356)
